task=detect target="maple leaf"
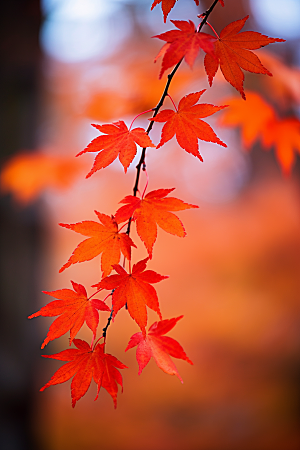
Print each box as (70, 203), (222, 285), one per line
(28, 281), (110, 348)
(115, 188), (198, 257)
(77, 121), (155, 177)
(59, 212), (136, 277)
(220, 92), (300, 175)
(151, 0), (199, 23)
(219, 92), (276, 148)
(150, 90), (227, 159)
(204, 16), (285, 99)
(40, 339), (127, 408)
(125, 316), (193, 382)
(154, 20), (215, 78)
(262, 118), (300, 176)
(95, 258), (168, 335)
(219, 0), (224, 5)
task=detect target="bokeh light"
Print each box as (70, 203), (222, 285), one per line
(40, 0), (131, 62)
(250, 0), (300, 39)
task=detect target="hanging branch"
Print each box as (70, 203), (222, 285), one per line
(127, 0), (221, 235)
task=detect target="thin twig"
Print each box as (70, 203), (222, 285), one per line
(198, 0), (219, 32)
(103, 307), (114, 341)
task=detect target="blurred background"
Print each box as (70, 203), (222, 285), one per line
(1, 0), (300, 449)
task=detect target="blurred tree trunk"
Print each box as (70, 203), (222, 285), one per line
(0, 1), (44, 449)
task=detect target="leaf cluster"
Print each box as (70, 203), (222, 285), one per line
(28, 0), (285, 408)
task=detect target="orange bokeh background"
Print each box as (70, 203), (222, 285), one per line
(1, 1), (300, 449)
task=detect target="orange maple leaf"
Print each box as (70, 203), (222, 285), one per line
(204, 16), (285, 99)
(154, 20), (215, 78)
(28, 281), (110, 348)
(219, 92), (276, 148)
(77, 121), (155, 177)
(95, 258), (168, 335)
(220, 92), (300, 175)
(59, 212), (136, 277)
(150, 90), (227, 158)
(151, 0), (199, 23)
(125, 316), (193, 382)
(40, 339), (127, 408)
(115, 188), (198, 257)
(262, 118), (300, 176)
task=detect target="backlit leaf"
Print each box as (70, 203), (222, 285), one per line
(77, 121), (155, 177)
(59, 212), (136, 278)
(151, 91), (227, 158)
(126, 316), (193, 382)
(115, 188), (198, 257)
(95, 258), (168, 335)
(41, 339), (127, 408)
(204, 16), (285, 99)
(154, 20), (215, 78)
(28, 281), (110, 348)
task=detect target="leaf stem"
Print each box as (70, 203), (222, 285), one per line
(129, 108), (155, 131)
(167, 93), (178, 112)
(141, 167), (149, 199)
(102, 292), (112, 302)
(118, 221), (130, 232)
(88, 287), (104, 301)
(204, 20), (219, 38)
(92, 335), (104, 350)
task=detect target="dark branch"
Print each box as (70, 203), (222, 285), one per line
(126, 0), (220, 236)
(199, 0), (219, 32)
(104, 0), (221, 338)
(102, 307), (114, 339)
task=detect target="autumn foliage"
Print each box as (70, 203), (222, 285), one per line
(28, 281), (110, 349)
(77, 121), (155, 177)
(40, 339), (127, 408)
(125, 316), (193, 382)
(59, 212), (136, 277)
(220, 92), (300, 175)
(203, 16), (284, 99)
(150, 90), (227, 158)
(26, 0), (287, 408)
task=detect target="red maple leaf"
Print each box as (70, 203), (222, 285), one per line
(40, 339), (127, 408)
(204, 16), (285, 99)
(115, 188), (198, 257)
(151, 0), (199, 23)
(219, 0), (224, 6)
(59, 212), (136, 278)
(77, 121), (155, 177)
(154, 20), (215, 78)
(125, 316), (193, 382)
(150, 90), (227, 158)
(95, 258), (168, 335)
(28, 281), (110, 348)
